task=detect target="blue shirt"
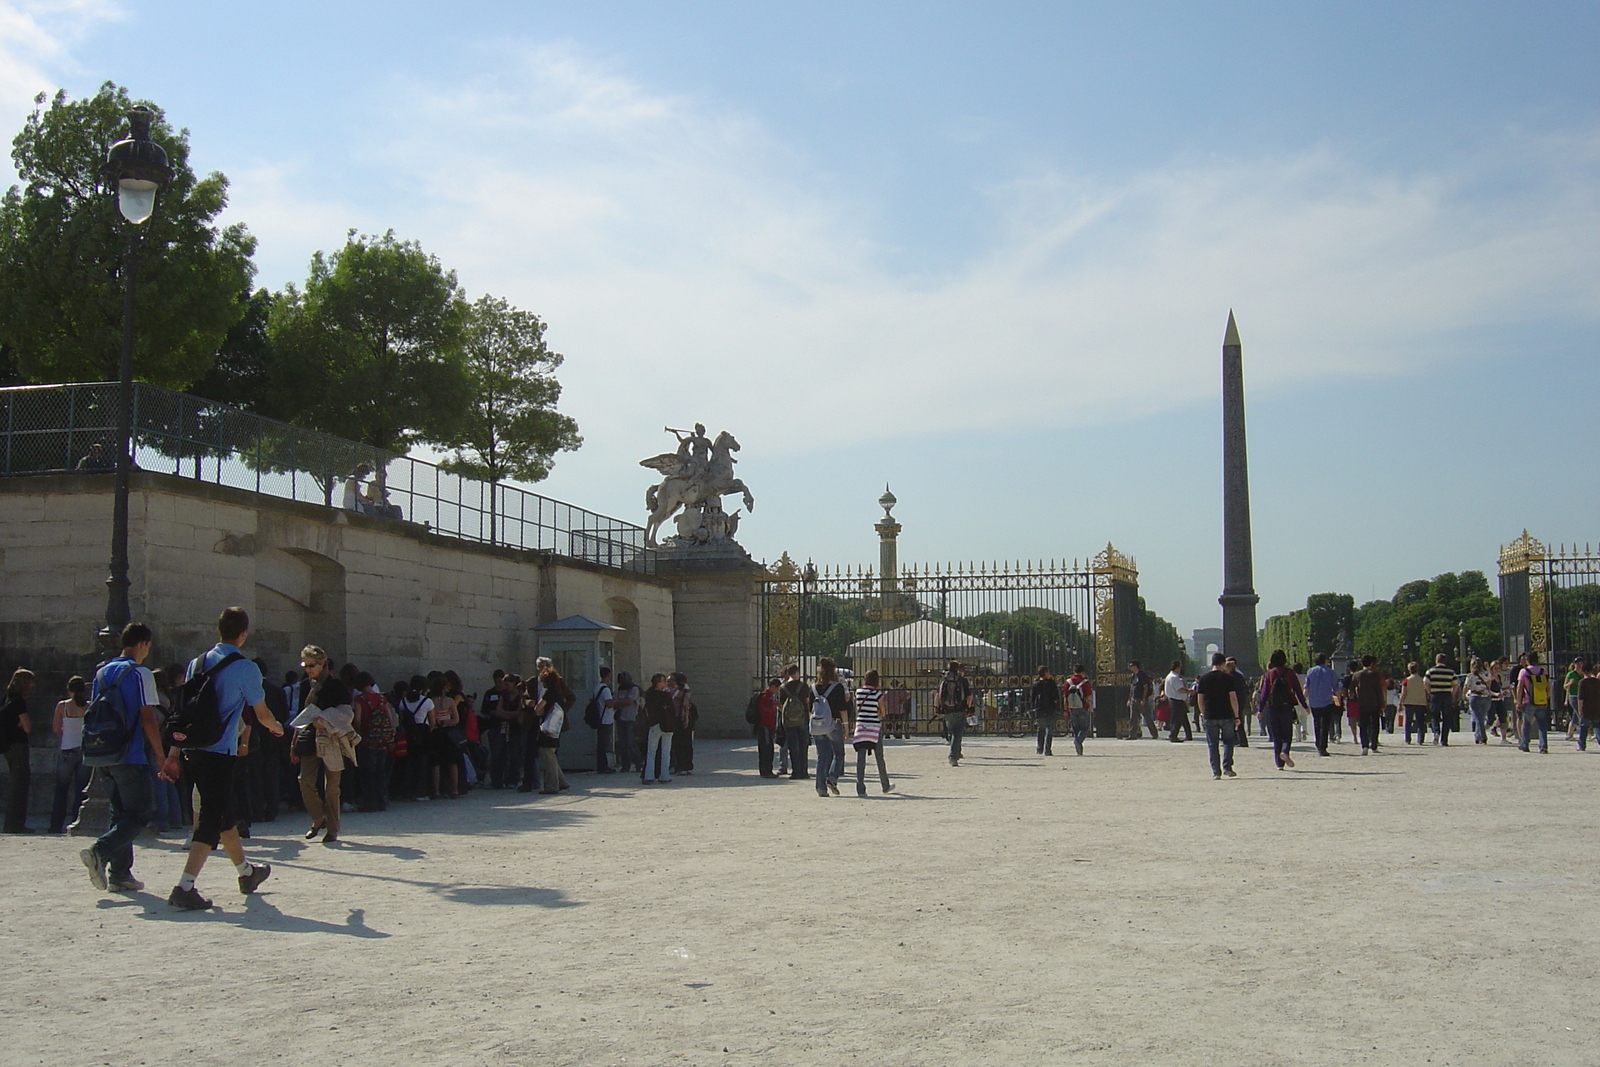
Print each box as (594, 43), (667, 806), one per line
(1304, 664), (1340, 708)
(91, 656), (160, 765)
(189, 643), (265, 756)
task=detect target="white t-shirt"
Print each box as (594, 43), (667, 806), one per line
(595, 684), (614, 726)
(1163, 671), (1189, 701)
(402, 696), (434, 725)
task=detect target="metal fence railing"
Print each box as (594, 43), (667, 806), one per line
(0, 382), (652, 573)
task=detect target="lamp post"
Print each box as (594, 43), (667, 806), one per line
(1457, 622), (1468, 672)
(98, 105), (171, 649)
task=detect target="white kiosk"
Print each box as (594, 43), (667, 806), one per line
(534, 614), (621, 772)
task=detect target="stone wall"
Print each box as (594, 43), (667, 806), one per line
(0, 472), (678, 816)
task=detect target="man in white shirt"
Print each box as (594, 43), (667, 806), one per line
(1163, 660), (1193, 742)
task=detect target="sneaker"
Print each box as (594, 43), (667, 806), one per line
(239, 863), (271, 894)
(167, 884), (213, 911)
(1213, 773), (1222, 780)
(80, 848), (108, 891)
(108, 875), (144, 892)
(1223, 768), (1237, 778)
(827, 781), (840, 796)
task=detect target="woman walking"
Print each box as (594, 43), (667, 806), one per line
(1488, 658), (1511, 743)
(1256, 650), (1307, 769)
(851, 670), (893, 796)
(291, 646), (355, 843)
(1400, 663), (1430, 745)
(1464, 658), (1493, 744)
(48, 676), (91, 833)
(810, 657), (851, 797)
(641, 673), (675, 783)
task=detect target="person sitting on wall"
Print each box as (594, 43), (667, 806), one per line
(342, 463), (373, 514)
(75, 442), (115, 472)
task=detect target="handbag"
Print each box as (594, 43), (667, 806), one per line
(964, 712), (979, 728)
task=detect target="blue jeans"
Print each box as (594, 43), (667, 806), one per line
(1069, 709), (1091, 746)
(50, 748), (90, 833)
(812, 733), (837, 793)
(1035, 715), (1056, 753)
(942, 712), (967, 762)
(1468, 696), (1491, 743)
(148, 763), (181, 829)
(1203, 717), (1237, 777)
(92, 763), (154, 880)
(1579, 718), (1599, 750)
(1521, 704), (1549, 752)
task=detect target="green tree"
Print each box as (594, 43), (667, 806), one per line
(436, 295), (582, 539)
(268, 230), (470, 454)
(0, 83), (256, 386)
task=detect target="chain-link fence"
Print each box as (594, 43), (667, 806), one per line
(0, 382), (650, 572)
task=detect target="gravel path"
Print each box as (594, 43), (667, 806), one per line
(2, 732), (1594, 1065)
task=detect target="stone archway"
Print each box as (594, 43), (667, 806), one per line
(607, 596), (641, 685)
(253, 547), (347, 675)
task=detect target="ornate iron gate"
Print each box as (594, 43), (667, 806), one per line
(1500, 532), (1600, 665)
(757, 545), (1139, 737)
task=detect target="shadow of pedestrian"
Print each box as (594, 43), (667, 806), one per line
(127, 893), (389, 937)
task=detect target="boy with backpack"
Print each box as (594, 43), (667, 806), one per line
(937, 661), (972, 766)
(1516, 651), (1551, 754)
(78, 622), (164, 894)
(1061, 666), (1095, 756)
(156, 607), (285, 910)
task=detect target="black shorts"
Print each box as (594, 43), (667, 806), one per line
(185, 749), (237, 848)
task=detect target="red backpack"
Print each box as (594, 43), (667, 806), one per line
(356, 691), (396, 750)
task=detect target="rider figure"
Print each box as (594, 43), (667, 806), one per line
(671, 423), (712, 487)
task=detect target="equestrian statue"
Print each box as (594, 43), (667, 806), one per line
(639, 423), (755, 547)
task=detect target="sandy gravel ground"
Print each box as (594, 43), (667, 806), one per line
(2, 729), (1597, 1066)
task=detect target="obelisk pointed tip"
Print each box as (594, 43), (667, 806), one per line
(1223, 309), (1240, 348)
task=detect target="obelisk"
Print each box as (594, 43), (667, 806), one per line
(1218, 310), (1260, 676)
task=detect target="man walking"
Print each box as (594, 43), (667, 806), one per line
(1354, 654), (1385, 754)
(1030, 666), (1060, 755)
(79, 622), (164, 894)
(1303, 652), (1341, 756)
(1425, 654), (1459, 746)
(1195, 653), (1241, 778)
(778, 665), (811, 779)
(1163, 661), (1192, 743)
(1517, 651), (1551, 754)
(937, 661), (972, 766)
(1127, 661), (1156, 739)
(158, 607), (285, 910)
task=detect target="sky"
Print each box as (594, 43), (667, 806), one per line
(2, 1), (1597, 641)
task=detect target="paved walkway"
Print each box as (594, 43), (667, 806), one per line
(2, 732), (1595, 1065)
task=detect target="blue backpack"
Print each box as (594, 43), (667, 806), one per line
(81, 663), (136, 767)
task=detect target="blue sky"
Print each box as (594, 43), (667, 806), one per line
(3, 1), (1597, 640)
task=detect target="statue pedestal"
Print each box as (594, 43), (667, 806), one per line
(657, 543), (762, 739)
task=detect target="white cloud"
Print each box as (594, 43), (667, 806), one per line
(0, 1), (120, 130)
(229, 44), (1600, 480)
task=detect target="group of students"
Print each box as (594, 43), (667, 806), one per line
(744, 658), (895, 796)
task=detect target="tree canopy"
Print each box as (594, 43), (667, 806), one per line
(436, 295), (581, 485)
(0, 83), (256, 387)
(267, 230), (470, 454)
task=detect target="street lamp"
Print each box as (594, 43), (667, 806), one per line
(98, 105), (171, 648)
(1457, 622), (1468, 671)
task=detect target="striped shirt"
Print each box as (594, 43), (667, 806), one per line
(851, 686), (882, 745)
(1425, 665), (1457, 695)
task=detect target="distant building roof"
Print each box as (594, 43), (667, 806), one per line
(534, 614), (624, 632)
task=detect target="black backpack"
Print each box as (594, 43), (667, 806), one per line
(582, 686), (606, 730)
(938, 675), (965, 712)
(81, 663), (136, 767)
(163, 652), (245, 750)
(1268, 670), (1295, 711)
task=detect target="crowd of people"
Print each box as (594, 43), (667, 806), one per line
(0, 605), (719, 909)
(8, 610), (1597, 909)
